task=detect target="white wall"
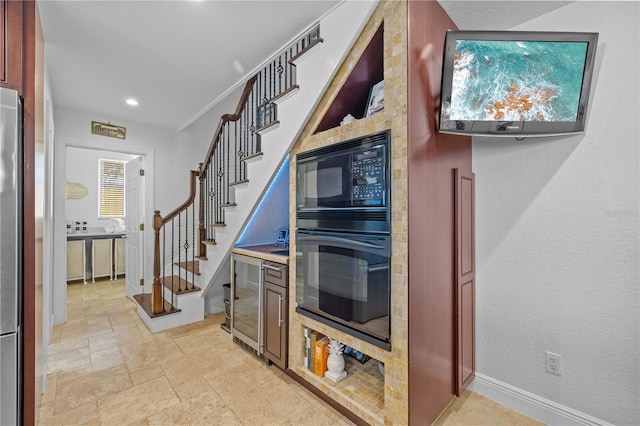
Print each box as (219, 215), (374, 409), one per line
(472, 2), (639, 425)
(52, 107), (179, 324)
(65, 147), (134, 229)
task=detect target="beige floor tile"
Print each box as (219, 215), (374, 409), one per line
(98, 376), (180, 425)
(160, 349), (225, 388)
(47, 345), (91, 375)
(85, 313), (111, 326)
(39, 401), (99, 426)
(129, 365), (165, 386)
(285, 404), (339, 425)
(46, 336), (89, 356)
(53, 363), (94, 387)
(58, 321), (113, 343)
(172, 329), (219, 354)
(146, 391), (238, 426)
(54, 364), (132, 415)
(88, 326), (143, 352)
(173, 377), (214, 401)
(224, 377), (308, 424)
(42, 279), (541, 426)
(120, 336), (185, 372)
(90, 345), (124, 371)
(84, 299), (127, 317)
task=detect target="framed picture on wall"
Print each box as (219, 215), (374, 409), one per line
(365, 80), (385, 117)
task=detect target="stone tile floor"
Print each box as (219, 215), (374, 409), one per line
(39, 278), (543, 425)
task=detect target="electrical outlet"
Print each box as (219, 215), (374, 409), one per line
(546, 351), (562, 376)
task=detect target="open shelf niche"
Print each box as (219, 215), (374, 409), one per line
(298, 324), (385, 423)
(314, 23), (384, 133)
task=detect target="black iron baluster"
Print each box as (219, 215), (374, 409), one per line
(234, 120), (238, 184)
(270, 60), (274, 99)
(205, 167), (209, 240)
(178, 213), (183, 293)
(215, 144), (219, 224)
(211, 159), (216, 227)
(277, 57), (282, 94)
(250, 88), (255, 156)
(220, 125), (225, 205)
(243, 103), (248, 179)
(263, 66), (267, 108)
(220, 135), (224, 219)
(224, 126), (231, 204)
(184, 209), (189, 293)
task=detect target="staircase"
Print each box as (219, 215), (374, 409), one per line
(134, 1), (378, 333)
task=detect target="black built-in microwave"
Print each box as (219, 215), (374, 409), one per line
(296, 130), (390, 233)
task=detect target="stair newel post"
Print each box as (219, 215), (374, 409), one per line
(198, 163), (206, 258)
(152, 210), (164, 315)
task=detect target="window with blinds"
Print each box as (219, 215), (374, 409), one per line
(99, 159), (125, 218)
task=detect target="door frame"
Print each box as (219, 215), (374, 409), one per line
(51, 137), (155, 325)
(124, 156), (145, 299)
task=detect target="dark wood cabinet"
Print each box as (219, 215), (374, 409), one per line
(0, 0), (24, 90)
(263, 261), (288, 370)
(406, 1), (474, 423)
(455, 169), (475, 395)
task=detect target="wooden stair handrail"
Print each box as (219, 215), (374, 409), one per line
(202, 75), (258, 172)
(159, 169), (200, 226)
(152, 168), (199, 315)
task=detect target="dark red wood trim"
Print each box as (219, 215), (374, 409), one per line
(21, 2), (44, 425)
(285, 369), (369, 426)
(1, 0), (6, 83)
(0, 0), (23, 90)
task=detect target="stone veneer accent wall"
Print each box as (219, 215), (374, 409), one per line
(288, 2), (409, 424)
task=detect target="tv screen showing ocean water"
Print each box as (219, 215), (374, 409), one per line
(450, 40), (588, 122)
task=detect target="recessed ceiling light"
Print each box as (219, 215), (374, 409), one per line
(126, 98), (139, 106)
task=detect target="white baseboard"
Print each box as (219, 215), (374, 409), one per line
(469, 373), (613, 426)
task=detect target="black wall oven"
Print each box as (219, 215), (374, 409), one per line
(295, 131), (391, 350)
(296, 230), (391, 349)
(296, 130), (390, 234)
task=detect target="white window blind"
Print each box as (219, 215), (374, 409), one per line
(99, 159), (125, 218)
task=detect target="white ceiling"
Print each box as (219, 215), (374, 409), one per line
(38, 0), (572, 132)
(38, 0), (341, 130)
(437, 1), (572, 33)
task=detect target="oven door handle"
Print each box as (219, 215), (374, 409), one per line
(368, 264), (389, 272)
(297, 234), (386, 250)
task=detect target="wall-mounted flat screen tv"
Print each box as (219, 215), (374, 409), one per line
(439, 31), (598, 137)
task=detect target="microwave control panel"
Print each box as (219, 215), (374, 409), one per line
(352, 149), (385, 204)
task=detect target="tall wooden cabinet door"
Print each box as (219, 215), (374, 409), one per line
(264, 280), (287, 370)
(455, 169), (475, 395)
(0, 0), (23, 90)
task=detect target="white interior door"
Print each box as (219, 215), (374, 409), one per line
(125, 156), (144, 298)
